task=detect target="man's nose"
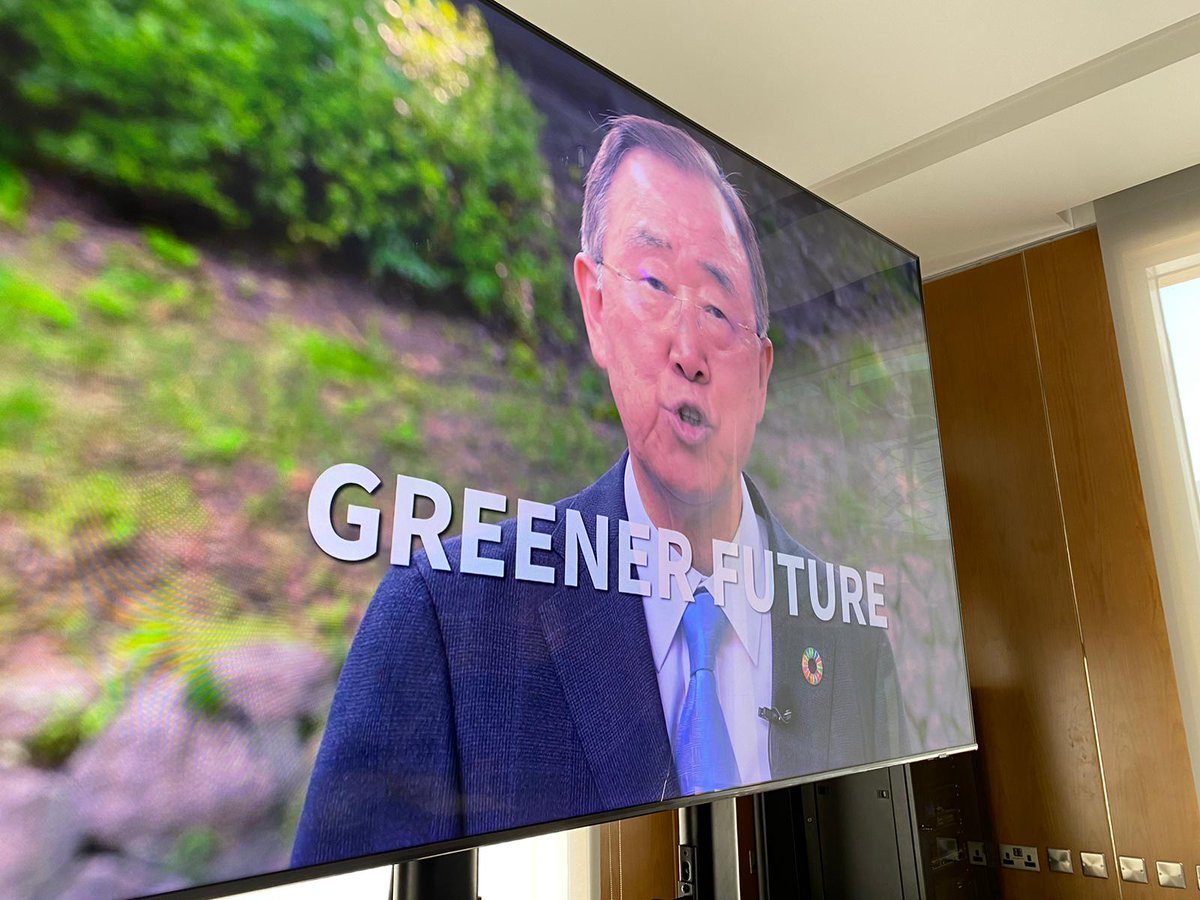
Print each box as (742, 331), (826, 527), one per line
(668, 301), (709, 383)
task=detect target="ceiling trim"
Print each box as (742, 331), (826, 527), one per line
(813, 11), (1200, 205)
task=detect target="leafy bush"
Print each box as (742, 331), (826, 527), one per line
(0, 265), (74, 327)
(38, 471), (141, 549)
(183, 664), (227, 717)
(0, 383), (48, 446)
(297, 329), (387, 383)
(24, 705), (86, 768)
(80, 279), (138, 321)
(187, 425), (250, 464)
(164, 827), (220, 883)
(142, 226), (200, 270)
(0, 0), (567, 337)
(0, 160), (27, 227)
(49, 218), (82, 243)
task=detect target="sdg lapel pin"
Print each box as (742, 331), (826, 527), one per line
(802, 647), (823, 686)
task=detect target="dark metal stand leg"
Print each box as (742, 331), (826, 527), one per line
(678, 804), (714, 900)
(391, 849), (478, 900)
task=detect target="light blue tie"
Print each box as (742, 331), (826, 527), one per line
(674, 588), (739, 795)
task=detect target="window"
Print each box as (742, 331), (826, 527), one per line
(1154, 261), (1200, 506)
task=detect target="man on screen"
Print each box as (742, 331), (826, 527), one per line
(292, 115), (903, 866)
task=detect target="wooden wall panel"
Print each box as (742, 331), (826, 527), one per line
(599, 810), (678, 900)
(1025, 231), (1200, 879)
(924, 254), (1118, 899)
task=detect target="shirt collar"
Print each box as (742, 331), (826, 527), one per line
(625, 456), (768, 671)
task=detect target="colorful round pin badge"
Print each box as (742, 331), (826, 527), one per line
(802, 647), (824, 686)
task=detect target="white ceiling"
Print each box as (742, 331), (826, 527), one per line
(497, 0), (1200, 276)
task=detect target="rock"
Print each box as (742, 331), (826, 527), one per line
(0, 642), (97, 742)
(0, 738), (29, 769)
(210, 642), (333, 726)
(0, 768), (81, 899)
(77, 239), (106, 269)
(265, 277), (292, 302)
(51, 854), (187, 900)
(208, 826), (290, 884)
(248, 720), (311, 803)
(69, 677), (281, 851)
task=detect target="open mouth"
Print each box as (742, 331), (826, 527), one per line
(677, 404), (706, 428)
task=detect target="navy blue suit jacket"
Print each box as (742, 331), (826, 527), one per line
(291, 454), (904, 867)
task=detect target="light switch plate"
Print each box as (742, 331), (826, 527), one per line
(1047, 848), (1073, 874)
(1081, 852), (1109, 878)
(999, 844), (1040, 871)
(1156, 861), (1185, 889)
(1119, 856), (1148, 884)
(967, 841), (987, 867)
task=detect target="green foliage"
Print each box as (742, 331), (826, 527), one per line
(495, 394), (609, 480)
(164, 827), (220, 883)
(576, 365), (619, 423)
(78, 675), (126, 741)
(80, 279), (137, 321)
(506, 340), (541, 387)
(297, 329), (386, 383)
(113, 576), (289, 682)
(0, 160), (28, 228)
(183, 663), (227, 717)
(142, 226), (200, 270)
(305, 591), (354, 661)
(49, 218), (82, 243)
(748, 449), (783, 491)
(24, 705), (86, 768)
(382, 413), (422, 452)
(80, 262), (199, 324)
(0, 383), (48, 446)
(0, 266), (74, 327)
(0, 0), (566, 335)
(187, 425), (250, 464)
(17, 469), (195, 553)
(35, 471), (141, 549)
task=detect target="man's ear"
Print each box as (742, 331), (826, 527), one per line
(755, 335), (774, 423)
(574, 252), (608, 371)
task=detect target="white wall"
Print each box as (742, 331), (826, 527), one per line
(218, 827), (596, 900)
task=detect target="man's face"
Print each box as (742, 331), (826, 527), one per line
(575, 148), (773, 511)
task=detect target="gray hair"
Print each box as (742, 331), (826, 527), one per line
(580, 115), (769, 334)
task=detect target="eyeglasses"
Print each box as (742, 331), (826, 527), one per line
(597, 261), (763, 353)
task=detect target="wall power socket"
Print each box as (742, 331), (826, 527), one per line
(999, 844), (1040, 871)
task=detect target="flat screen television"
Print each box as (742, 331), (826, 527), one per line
(0, 0), (975, 897)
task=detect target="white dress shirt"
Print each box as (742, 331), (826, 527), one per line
(624, 459), (774, 787)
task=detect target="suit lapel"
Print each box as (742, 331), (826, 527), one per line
(749, 477), (835, 780)
(538, 455), (678, 808)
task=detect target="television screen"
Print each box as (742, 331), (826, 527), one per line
(0, 0), (974, 896)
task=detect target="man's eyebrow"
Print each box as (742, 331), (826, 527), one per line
(701, 261), (735, 296)
(626, 229), (671, 252)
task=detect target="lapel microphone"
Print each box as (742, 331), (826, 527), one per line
(758, 706), (793, 725)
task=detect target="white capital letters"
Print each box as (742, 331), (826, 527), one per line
(867, 570), (888, 628)
(618, 519), (650, 596)
(777, 552), (805, 616)
(566, 511), (608, 589)
(392, 475), (453, 570)
(810, 559), (835, 621)
(657, 528), (694, 602)
(308, 463), (382, 562)
(744, 546), (774, 613)
(515, 499), (556, 584)
(711, 540), (740, 607)
(460, 488), (507, 577)
(840, 564), (866, 625)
